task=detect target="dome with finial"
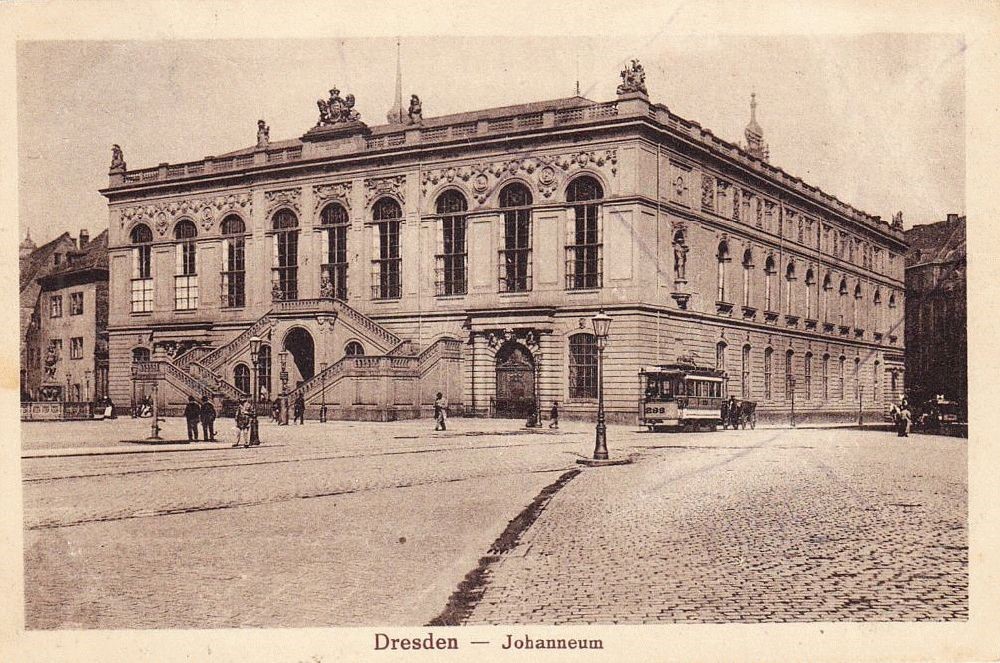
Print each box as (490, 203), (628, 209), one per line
(20, 229), (37, 258)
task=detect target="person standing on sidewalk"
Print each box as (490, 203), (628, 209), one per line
(200, 395), (217, 441)
(293, 393), (305, 425)
(434, 392), (448, 431)
(234, 398), (251, 447)
(549, 401), (560, 429)
(183, 396), (201, 441)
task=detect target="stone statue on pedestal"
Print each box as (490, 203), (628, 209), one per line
(617, 59), (648, 96)
(256, 120), (270, 148)
(407, 94), (423, 124)
(110, 144), (126, 171)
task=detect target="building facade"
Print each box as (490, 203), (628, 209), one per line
(22, 230), (110, 403)
(100, 63), (906, 422)
(904, 213), (966, 408)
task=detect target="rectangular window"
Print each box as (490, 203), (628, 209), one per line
(69, 292), (84, 316)
(785, 353), (793, 399)
(324, 224), (349, 300)
(804, 355), (812, 399)
(741, 345), (751, 398)
(499, 209), (532, 292)
(70, 336), (84, 359)
(565, 205), (602, 289)
(131, 245), (153, 313)
(49, 295), (63, 318)
(174, 241), (198, 310)
(273, 230), (299, 301)
(764, 349), (773, 399)
(569, 334), (598, 399)
(823, 356), (830, 400)
(222, 237), (246, 308)
(372, 221), (401, 299)
(436, 217), (467, 296)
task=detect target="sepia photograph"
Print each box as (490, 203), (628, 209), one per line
(3, 2), (998, 662)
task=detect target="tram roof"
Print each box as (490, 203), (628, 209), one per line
(639, 364), (726, 379)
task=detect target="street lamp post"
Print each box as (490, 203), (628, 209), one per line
(249, 336), (262, 446)
(319, 361), (328, 423)
(278, 350), (290, 425)
(84, 369), (92, 403)
(789, 375), (796, 428)
(591, 309), (612, 461)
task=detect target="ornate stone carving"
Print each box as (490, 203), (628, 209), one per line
(891, 210), (904, 229)
(43, 343), (59, 380)
(313, 182), (353, 212)
(121, 193), (251, 234)
(265, 188), (301, 215)
(155, 211), (169, 236)
(617, 59), (648, 96)
(316, 87), (361, 126)
(701, 173), (715, 210)
(110, 144), (126, 171)
(672, 228), (688, 282)
(419, 149), (617, 204)
(364, 175), (406, 206)
(256, 120), (270, 149)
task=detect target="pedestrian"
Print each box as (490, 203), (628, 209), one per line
(727, 395), (740, 429)
(200, 395), (217, 441)
(271, 397), (281, 422)
(233, 398), (252, 447)
(898, 404), (912, 438)
(549, 401), (560, 429)
(183, 395), (201, 441)
(434, 392), (448, 431)
(293, 393), (305, 425)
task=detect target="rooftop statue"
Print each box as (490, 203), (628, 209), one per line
(316, 86), (362, 126)
(892, 211), (904, 229)
(617, 58), (648, 96)
(110, 144), (126, 171)
(407, 94), (423, 124)
(256, 120), (270, 148)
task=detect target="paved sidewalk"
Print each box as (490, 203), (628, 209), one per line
(461, 427), (968, 623)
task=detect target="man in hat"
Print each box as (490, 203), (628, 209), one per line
(183, 395), (201, 441)
(200, 395), (217, 441)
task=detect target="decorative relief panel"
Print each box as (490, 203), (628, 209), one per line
(419, 149), (617, 205)
(119, 192), (252, 235)
(365, 175), (406, 206)
(264, 188), (301, 216)
(701, 173), (715, 211)
(313, 182), (353, 213)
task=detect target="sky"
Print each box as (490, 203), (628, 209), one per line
(17, 34), (964, 245)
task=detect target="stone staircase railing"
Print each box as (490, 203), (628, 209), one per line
(417, 337), (463, 376)
(200, 313), (274, 370)
(132, 361), (214, 398)
(173, 345), (214, 373)
(287, 355), (351, 403)
(332, 299), (402, 350)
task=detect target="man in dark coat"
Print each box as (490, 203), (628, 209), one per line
(183, 396), (201, 441)
(293, 393), (305, 425)
(200, 395), (217, 441)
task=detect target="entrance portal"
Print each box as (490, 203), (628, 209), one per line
(495, 342), (535, 418)
(283, 327), (315, 386)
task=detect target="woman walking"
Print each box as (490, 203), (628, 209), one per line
(234, 398), (252, 447)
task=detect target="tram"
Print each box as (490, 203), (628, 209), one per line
(638, 362), (727, 431)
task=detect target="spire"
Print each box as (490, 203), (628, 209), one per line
(744, 91), (769, 161)
(386, 37), (404, 124)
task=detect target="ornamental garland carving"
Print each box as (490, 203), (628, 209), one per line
(119, 192), (252, 234)
(364, 175), (406, 206)
(420, 149), (617, 205)
(313, 182), (353, 213)
(265, 188), (301, 215)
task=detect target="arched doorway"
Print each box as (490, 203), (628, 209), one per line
(495, 341), (535, 418)
(283, 327), (315, 386)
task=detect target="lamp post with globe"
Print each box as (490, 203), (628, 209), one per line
(249, 335), (262, 445)
(591, 309), (612, 461)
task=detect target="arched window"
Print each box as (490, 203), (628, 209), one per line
(130, 224), (154, 313)
(566, 176), (603, 290)
(822, 273), (833, 322)
(838, 278), (848, 325)
(257, 344), (272, 399)
(764, 256), (776, 311)
(804, 352), (813, 399)
(233, 363), (251, 396)
(853, 282), (863, 329)
(372, 198), (402, 299)
(764, 347), (773, 399)
(785, 350), (794, 399)
(272, 209), (299, 301)
(320, 203), (350, 300)
(435, 191), (468, 296)
(716, 341), (727, 371)
(499, 183), (532, 292)
(174, 220), (198, 310)
(568, 333), (598, 399)
(804, 269), (816, 319)
(741, 344), (751, 398)
(344, 341), (365, 357)
(784, 261), (796, 315)
(131, 346), (150, 363)
(716, 241), (730, 302)
(221, 215), (246, 308)
(742, 248), (753, 308)
(838, 355), (846, 400)
(822, 354), (830, 400)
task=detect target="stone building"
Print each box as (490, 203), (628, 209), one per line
(904, 213), (966, 408)
(100, 61), (906, 422)
(22, 230), (110, 403)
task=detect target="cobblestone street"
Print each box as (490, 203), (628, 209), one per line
(22, 418), (967, 628)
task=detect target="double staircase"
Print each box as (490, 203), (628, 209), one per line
(141, 298), (422, 412)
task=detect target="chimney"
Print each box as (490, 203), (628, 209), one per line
(946, 213), (958, 224)
(79, 229), (90, 248)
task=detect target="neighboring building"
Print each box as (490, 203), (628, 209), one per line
(904, 213), (966, 408)
(23, 230), (109, 402)
(20, 230), (79, 398)
(99, 61), (906, 422)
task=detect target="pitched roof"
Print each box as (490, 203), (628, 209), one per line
(19, 232), (74, 293)
(38, 230), (108, 288)
(905, 216), (965, 267)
